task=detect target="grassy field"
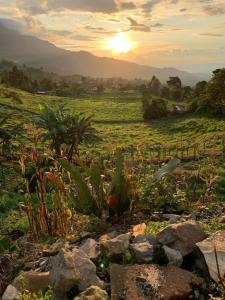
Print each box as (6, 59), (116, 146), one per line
(1, 85), (225, 158)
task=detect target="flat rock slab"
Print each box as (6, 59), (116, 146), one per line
(110, 264), (203, 300)
(196, 230), (225, 282)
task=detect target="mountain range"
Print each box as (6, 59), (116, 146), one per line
(0, 23), (209, 85)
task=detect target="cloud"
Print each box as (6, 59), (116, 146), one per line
(152, 22), (164, 27)
(200, 32), (224, 37)
(127, 17), (150, 32)
(119, 1), (136, 10)
(141, 0), (179, 14)
(72, 34), (97, 41)
(141, 0), (161, 14)
(16, 0), (46, 16)
(85, 25), (106, 31)
(46, 0), (136, 14)
(203, 4), (225, 15)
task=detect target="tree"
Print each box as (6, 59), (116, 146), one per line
(142, 97), (168, 120)
(149, 76), (163, 96)
(167, 76), (183, 101)
(200, 69), (225, 115)
(167, 76), (182, 89)
(1, 66), (34, 92)
(34, 104), (98, 160)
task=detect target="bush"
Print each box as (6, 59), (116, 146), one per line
(142, 97), (168, 120)
(192, 69), (225, 116)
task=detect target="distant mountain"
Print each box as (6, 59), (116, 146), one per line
(0, 23), (209, 85)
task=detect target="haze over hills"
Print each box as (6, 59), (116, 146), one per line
(0, 23), (209, 85)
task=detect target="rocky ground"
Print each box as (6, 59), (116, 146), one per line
(1, 213), (225, 300)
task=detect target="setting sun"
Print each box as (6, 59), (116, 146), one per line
(107, 33), (134, 54)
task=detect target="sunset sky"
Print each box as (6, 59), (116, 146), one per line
(0, 0), (225, 73)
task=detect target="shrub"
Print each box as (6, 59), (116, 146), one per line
(142, 97), (168, 120)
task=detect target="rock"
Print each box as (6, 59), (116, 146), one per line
(79, 238), (101, 260)
(12, 271), (50, 294)
(50, 248), (103, 299)
(157, 221), (206, 256)
(74, 285), (108, 300)
(43, 239), (68, 256)
(135, 212), (145, 219)
(99, 231), (117, 243)
(130, 242), (154, 263)
(133, 234), (157, 245)
(163, 245), (183, 267)
(69, 232), (92, 244)
(110, 264), (204, 300)
(162, 214), (180, 222)
(219, 215), (225, 223)
(2, 285), (21, 300)
(196, 230), (225, 283)
(24, 260), (39, 271)
(100, 233), (131, 255)
(132, 223), (147, 237)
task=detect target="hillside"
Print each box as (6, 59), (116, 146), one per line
(0, 24), (208, 85)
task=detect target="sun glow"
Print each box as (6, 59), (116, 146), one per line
(107, 33), (134, 54)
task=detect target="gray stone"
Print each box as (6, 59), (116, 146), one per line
(162, 214), (180, 221)
(43, 239), (68, 256)
(74, 285), (108, 300)
(100, 233), (131, 255)
(133, 234), (157, 245)
(99, 231), (118, 243)
(2, 285), (21, 300)
(130, 241), (154, 263)
(163, 245), (183, 267)
(157, 221), (206, 256)
(50, 248), (103, 299)
(79, 238), (101, 260)
(196, 230), (225, 283)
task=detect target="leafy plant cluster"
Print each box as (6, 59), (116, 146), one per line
(188, 68), (225, 116)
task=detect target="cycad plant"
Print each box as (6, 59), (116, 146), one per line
(34, 104), (98, 160)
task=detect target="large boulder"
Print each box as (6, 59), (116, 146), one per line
(74, 285), (108, 300)
(12, 271), (50, 294)
(1, 285), (21, 300)
(110, 264), (204, 300)
(130, 241), (154, 263)
(79, 238), (101, 261)
(196, 230), (225, 283)
(50, 248), (103, 299)
(157, 221), (206, 256)
(100, 233), (131, 256)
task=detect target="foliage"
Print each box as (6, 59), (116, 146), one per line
(191, 69), (225, 115)
(145, 221), (168, 236)
(19, 147), (73, 239)
(108, 151), (135, 215)
(21, 286), (53, 300)
(142, 97), (168, 120)
(34, 103), (98, 159)
(60, 152), (136, 216)
(141, 158), (187, 213)
(153, 158), (180, 181)
(0, 236), (15, 253)
(1, 66), (36, 93)
(0, 114), (24, 155)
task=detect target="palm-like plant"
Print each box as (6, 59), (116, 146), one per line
(34, 104), (98, 159)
